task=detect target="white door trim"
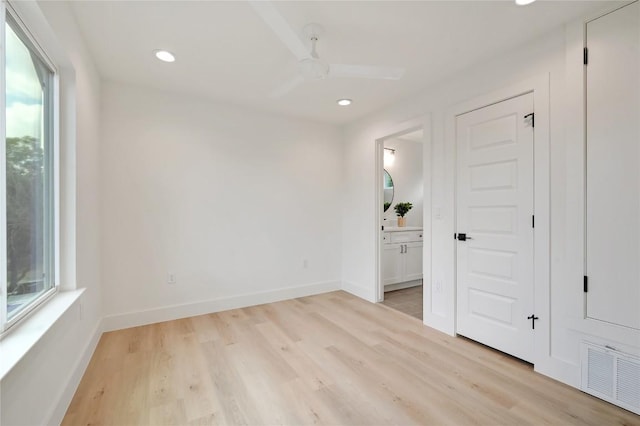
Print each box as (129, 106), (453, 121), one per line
(373, 115), (431, 316)
(445, 73), (550, 366)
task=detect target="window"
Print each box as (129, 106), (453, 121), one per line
(1, 8), (56, 332)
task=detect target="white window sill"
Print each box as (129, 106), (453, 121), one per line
(0, 288), (84, 380)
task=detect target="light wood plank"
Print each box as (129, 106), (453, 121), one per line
(63, 291), (640, 425)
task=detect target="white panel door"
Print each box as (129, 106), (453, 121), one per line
(586, 1), (640, 330)
(456, 93), (535, 362)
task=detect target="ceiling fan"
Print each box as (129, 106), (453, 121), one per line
(248, 1), (406, 98)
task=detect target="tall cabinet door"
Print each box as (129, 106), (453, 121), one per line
(382, 244), (403, 286)
(586, 1), (640, 330)
(404, 242), (423, 282)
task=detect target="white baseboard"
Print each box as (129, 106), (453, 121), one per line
(535, 356), (580, 388)
(384, 280), (422, 292)
(342, 280), (376, 303)
(422, 314), (456, 337)
(46, 317), (104, 425)
(102, 280), (341, 332)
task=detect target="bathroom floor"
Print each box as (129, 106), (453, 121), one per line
(382, 285), (423, 320)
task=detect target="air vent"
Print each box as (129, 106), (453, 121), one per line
(587, 347), (614, 397)
(617, 358), (640, 408)
(581, 342), (640, 415)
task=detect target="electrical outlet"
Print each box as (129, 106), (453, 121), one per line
(167, 273), (177, 285)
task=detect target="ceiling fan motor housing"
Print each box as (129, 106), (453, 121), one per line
(298, 57), (329, 80)
(298, 23), (328, 80)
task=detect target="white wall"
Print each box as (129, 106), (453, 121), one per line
(341, 6), (639, 391)
(383, 138), (423, 227)
(100, 82), (343, 328)
(0, 1), (103, 425)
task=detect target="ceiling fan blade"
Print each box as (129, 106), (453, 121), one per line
(269, 74), (305, 98)
(328, 64), (405, 80)
(248, 1), (310, 61)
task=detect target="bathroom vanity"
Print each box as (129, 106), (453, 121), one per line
(382, 227), (423, 291)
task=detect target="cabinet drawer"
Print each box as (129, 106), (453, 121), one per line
(389, 231), (423, 243)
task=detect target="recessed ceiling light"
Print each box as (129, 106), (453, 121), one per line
(515, 0), (536, 5)
(337, 99), (352, 106)
(154, 50), (175, 63)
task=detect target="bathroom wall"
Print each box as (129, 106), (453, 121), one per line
(383, 138), (423, 227)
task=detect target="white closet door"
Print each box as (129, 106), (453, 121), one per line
(456, 92), (535, 363)
(586, 1), (640, 330)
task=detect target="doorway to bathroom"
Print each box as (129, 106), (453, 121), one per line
(375, 118), (430, 321)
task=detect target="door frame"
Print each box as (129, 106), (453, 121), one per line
(446, 73), (550, 366)
(374, 115), (431, 313)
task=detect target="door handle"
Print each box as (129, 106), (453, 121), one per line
(457, 233), (473, 241)
(527, 314), (539, 329)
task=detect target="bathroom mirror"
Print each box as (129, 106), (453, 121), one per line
(383, 169), (394, 212)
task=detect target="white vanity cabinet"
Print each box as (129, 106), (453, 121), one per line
(382, 228), (423, 289)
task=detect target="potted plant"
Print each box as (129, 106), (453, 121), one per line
(394, 202), (413, 227)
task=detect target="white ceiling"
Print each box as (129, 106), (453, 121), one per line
(70, 1), (612, 125)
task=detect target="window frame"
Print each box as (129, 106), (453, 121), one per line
(0, 1), (59, 335)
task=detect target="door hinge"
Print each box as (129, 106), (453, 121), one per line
(532, 215), (535, 228)
(583, 47), (588, 65)
(584, 275), (588, 293)
(527, 314), (539, 329)
(381, 225), (384, 231)
(525, 112), (535, 128)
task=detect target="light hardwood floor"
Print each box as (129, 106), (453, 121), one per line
(63, 291), (640, 425)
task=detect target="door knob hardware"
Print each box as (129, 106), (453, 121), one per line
(527, 314), (539, 329)
(456, 233), (473, 241)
